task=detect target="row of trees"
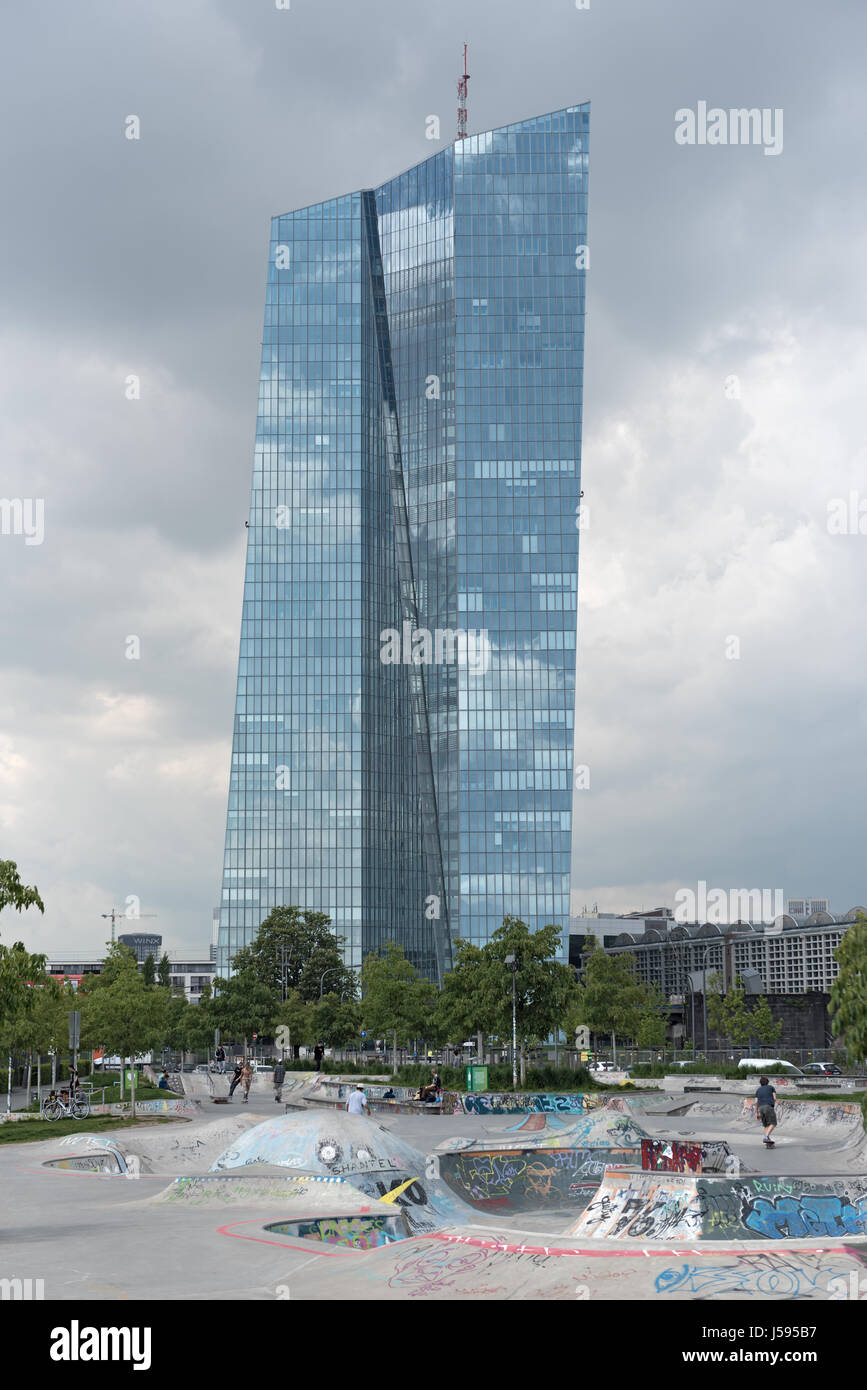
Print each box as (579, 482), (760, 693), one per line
(4, 857), (867, 1090)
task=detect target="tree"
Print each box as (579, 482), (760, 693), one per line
(435, 940), (499, 1058)
(707, 974), (783, 1051)
(830, 913), (867, 1065)
(635, 983), (670, 1050)
(0, 942), (46, 1020)
(273, 989), (315, 1060)
(360, 942), (435, 1075)
(744, 993), (783, 1049)
(232, 905), (356, 1003)
(205, 969), (277, 1053)
(80, 945), (168, 1115)
(0, 860), (45, 918)
(157, 953), (171, 989)
(480, 917), (580, 1084)
(571, 941), (647, 1066)
(142, 954), (156, 987)
(310, 993), (362, 1051)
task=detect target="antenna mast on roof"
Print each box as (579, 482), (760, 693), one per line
(457, 43), (470, 140)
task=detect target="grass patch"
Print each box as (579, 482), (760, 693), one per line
(0, 1115), (181, 1145)
(790, 1091), (865, 1104)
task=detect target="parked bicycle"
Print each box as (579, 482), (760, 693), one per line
(42, 1087), (90, 1121)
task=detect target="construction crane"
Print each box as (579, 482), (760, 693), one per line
(457, 43), (470, 141)
(101, 906), (158, 946)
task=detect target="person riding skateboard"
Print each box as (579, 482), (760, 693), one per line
(754, 1075), (778, 1147)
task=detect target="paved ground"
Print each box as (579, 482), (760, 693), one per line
(1, 1089), (865, 1300)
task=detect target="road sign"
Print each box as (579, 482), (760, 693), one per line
(68, 1011), (81, 1050)
(574, 1025), (590, 1049)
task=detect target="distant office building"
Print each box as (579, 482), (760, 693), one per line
(786, 897), (830, 922)
(570, 905), (866, 998)
(117, 933), (162, 964)
(165, 951), (216, 1004)
(48, 944), (215, 1003)
(218, 102), (590, 982)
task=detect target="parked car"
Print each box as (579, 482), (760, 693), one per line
(801, 1062), (842, 1076)
(737, 1059), (805, 1076)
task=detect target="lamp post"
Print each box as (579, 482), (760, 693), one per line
(319, 967), (342, 999)
(504, 954), (518, 1087)
(701, 943), (719, 1055)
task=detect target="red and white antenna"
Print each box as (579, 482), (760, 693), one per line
(457, 43), (470, 140)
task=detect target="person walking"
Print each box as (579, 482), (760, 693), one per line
(754, 1075), (778, 1147)
(228, 1059), (244, 1100)
(313, 1041), (325, 1069)
(273, 1059), (286, 1103)
(345, 1085), (370, 1117)
(241, 1061), (253, 1103)
(215, 1045), (226, 1075)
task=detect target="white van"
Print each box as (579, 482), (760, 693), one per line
(737, 1059), (804, 1076)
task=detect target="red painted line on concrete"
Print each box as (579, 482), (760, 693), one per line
(425, 1232), (854, 1259)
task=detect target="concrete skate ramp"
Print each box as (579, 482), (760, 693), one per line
(570, 1168), (867, 1241)
(286, 1230), (867, 1301)
(438, 1147), (639, 1213)
(40, 1113), (266, 1176)
(209, 1113), (470, 1236)
(151, 1172), (391, 1213)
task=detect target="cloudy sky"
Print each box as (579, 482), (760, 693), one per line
(1, 0), (865, 961)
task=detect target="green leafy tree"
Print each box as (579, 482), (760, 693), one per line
(479, 917), (579, 1084)
(830, 913), (867, 1065)
(157, 953), (171, 989)
(80, 945), (168, 1115)
(273, 989), (315, 1059)
(0, 860), (45, 918)
(360, 941), (436, 1075)
(745, 993), (783, 1048)
(0, 942), (46, 1027)
(310, 993), (362, 1051)
(571, 940), (647, 1066)
(435, 940), (498, 1057)
(142, 954), (156, 987)
(232, 905), (355, 1003)
(635, 983), (670, 1050)
(206, 969), (277, 1053)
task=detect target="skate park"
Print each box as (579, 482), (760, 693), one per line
(3, 1069), (867, 1301)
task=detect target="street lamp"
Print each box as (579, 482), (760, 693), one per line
(701, 943), (720, 1055)
(504, 954), (518, 1087)
(319, 967), (342, 999)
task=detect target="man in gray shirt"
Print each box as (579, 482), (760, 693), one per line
(754, 1076), (778, 1147)
(346, 1086), (370, 1116)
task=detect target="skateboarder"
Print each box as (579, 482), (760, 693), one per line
(273, 1059), (286, 1102)
(754, 1075), (778, 1147)
(228, 1059), (244, 1100)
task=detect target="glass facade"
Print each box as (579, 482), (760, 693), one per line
(218, 103), (589, 980)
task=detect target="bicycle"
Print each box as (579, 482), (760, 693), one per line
(42, 1088), (90, 1121)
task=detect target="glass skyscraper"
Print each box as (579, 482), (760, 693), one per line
(218, 102), (589, 982)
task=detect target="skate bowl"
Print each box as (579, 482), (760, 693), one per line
(39, 1113), (265, 1177)
(270, 1228), (867, 1301)
(569, 1168), (867, 1241)
(437, 1147), (639, 1213)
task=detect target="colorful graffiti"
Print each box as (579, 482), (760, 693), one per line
(573, 1170), (867, 1242)
(439, 1147), (637, 1211)
(452, 1092), (605, 1116)
(654, 1252), (863, 1299)
(269, 1215), (400, 1250)
(641, 1139), (704, 1173)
